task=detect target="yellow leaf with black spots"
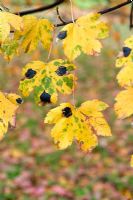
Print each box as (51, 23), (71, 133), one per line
(19, 59), (76, 105)
(116, 35), (133, 68)
(19, 61), (45, 97)
(57, 13), (109, 61)
(45, 100), (111, 151)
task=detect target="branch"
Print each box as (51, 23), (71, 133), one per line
(13, 0), (133, 27)
(130, 1), (133, 28)
(55, 0), (133, 27)
(56, 7), (66, 24)
(99, 0), (132, 15)
(14, 0), (65, 16)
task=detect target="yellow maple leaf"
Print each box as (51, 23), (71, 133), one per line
(114, 88), (133, 119)
(19, 59), (76, 105)
(0, 92), (23, 140)
(15, 15), (54, 53)
(45, 100), (111, 151)
(0, 11), (23, 43)
(57, 13), (109, 61)
(116, 35), (133, 68)
(115, 36), (133, 87)
(117, 62), (133, 88)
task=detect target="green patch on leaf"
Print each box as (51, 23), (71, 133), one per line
(56, 79), (63, 86)
(63, 77), (73, 89)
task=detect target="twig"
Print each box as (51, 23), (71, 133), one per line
(55, 0), (133, 27)
(14, 0), (65, 16)
(69, 0), (75, 23)
(56, 7), (66, 24)
(99, 0), (133, 15)
(130, 2), (133, 28)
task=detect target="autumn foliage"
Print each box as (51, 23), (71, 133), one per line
(0, 0), (132, 168)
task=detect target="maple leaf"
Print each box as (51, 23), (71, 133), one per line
(0, 11), (23, 43)
(114, 88), (133, 119)
(57, 13), (109, 61)
(117, 61), (133, 88)
(115, 36), (133, 88)
(116, 35), (133, 68)
(19, 59), (76, 105)
(45, 100), (111, 151)
(15, 15), (54, 53)
(0, 92), (23, 140)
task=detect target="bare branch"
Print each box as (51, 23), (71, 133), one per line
(56, 6), (66, 24)
(130, 2), (133, 29)
(14, 0), (65, 16)
(12, 0), (133, 28)
(56, 0), (133, 27)
(99, 0), (132, 15)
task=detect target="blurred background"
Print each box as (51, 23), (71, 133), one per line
(0, 0), (133, 199)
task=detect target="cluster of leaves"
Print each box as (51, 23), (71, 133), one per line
(0, 10), (112, 152)
(0, 14), (54, 60)
(0, 0), (133, 167)
(114, 35), (133, 166)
